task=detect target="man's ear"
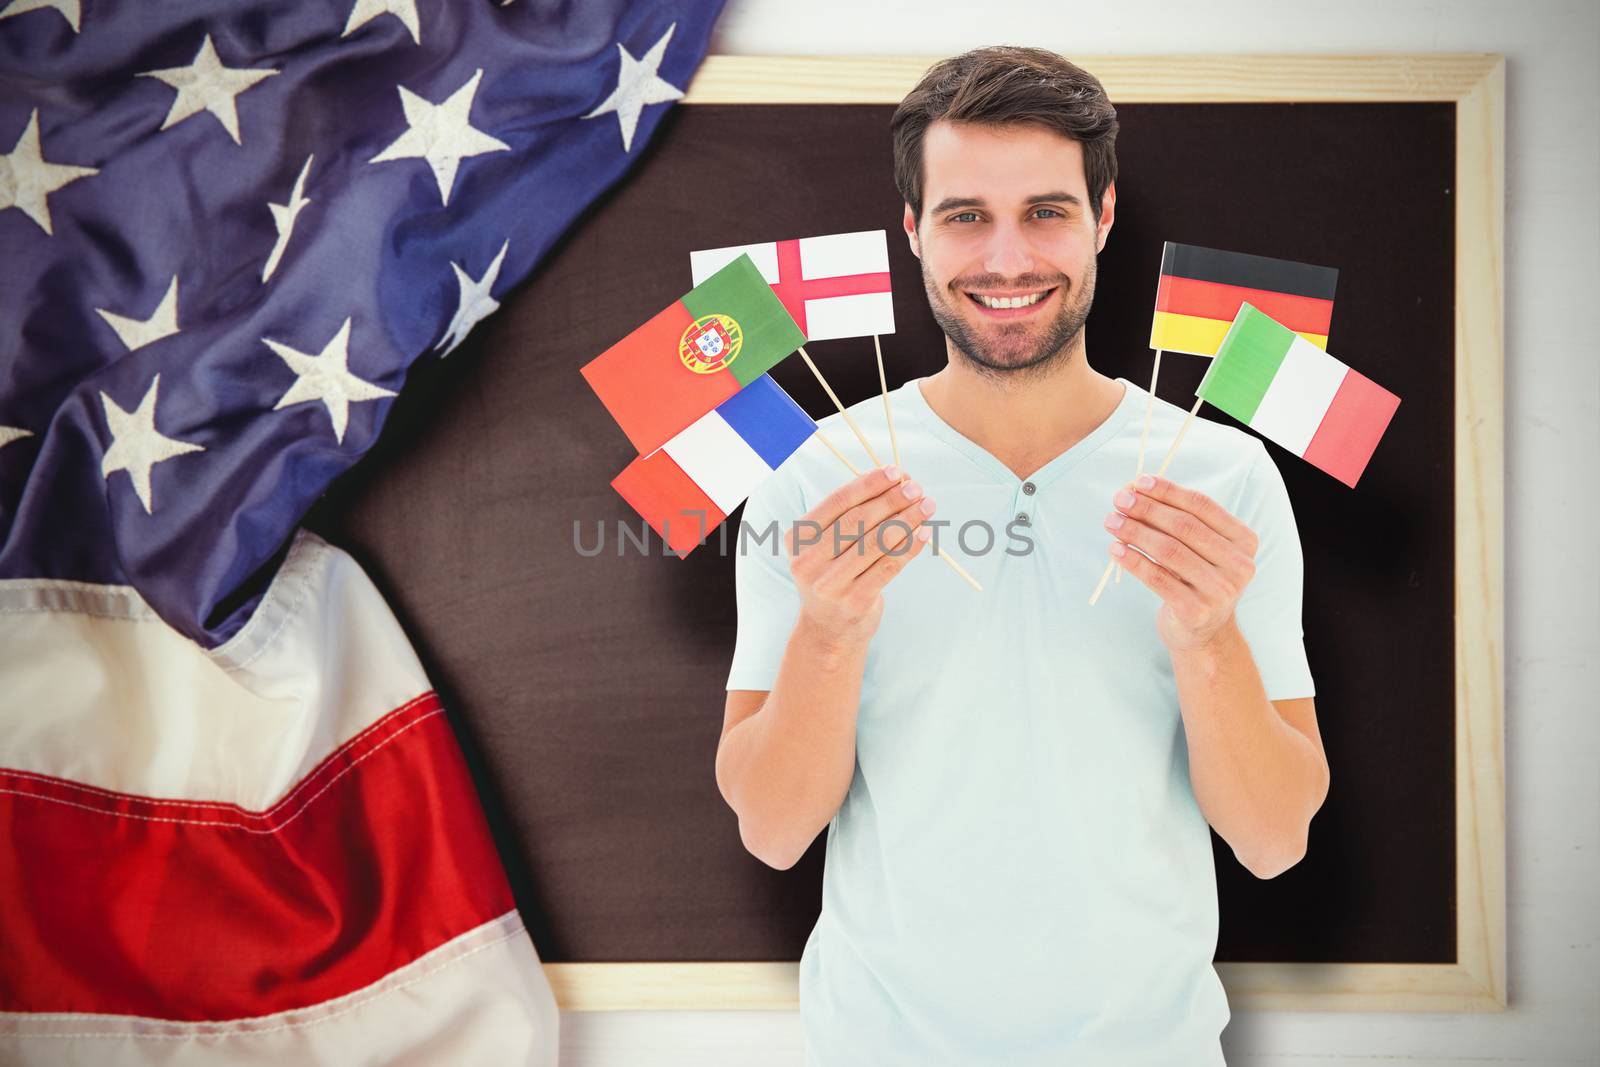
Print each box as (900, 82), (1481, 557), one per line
(1094, 181), (1116, 254)
(902, 202), (921, 260)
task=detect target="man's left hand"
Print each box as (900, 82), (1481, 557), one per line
(1103, 473), (1259, 653)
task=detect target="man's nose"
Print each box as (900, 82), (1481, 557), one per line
(982, 223), (1036, 280)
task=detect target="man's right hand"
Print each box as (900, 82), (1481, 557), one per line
(788, 465), (936, 649)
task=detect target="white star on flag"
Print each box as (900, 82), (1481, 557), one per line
(368, 68), (508, 206)
(0, 0), (79, 32)
(96, 276), (181, 351)
(343, 0), (420, 45)
(582, 23), (684, 153)
(264, 318), (397, 444)
(0, 109), (98, 236)
(262, 155), (314, 283)
(0, 426), (33, 450)
(436, 239), (509, 356)
(137, 34), (279, 146)
(99, 374), (205, 514)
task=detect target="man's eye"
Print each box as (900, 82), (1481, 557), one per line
(1034, 208), (1064, 219)
(951, 212), (979, 223)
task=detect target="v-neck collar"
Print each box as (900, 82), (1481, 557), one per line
(902, 373), (1145, 490)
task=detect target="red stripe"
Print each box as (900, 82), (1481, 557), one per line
(612, 448), (726, 558)
(0, 692), (516, 1020)
(1155, 274), (1334, 336)
(580, 300), (739, 455)
(1302, 368), (1401, 488)
(771, 239), (893, 335)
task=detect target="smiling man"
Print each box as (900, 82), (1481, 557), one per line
(714, 46), (1330, 1066)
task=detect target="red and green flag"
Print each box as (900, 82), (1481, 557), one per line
(581, 253), (807, 456)
(1151, 241), (1338, 356)
(1197, 303), (1401, 488)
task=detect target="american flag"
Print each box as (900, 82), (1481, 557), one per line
(0, 0), (724, 1061)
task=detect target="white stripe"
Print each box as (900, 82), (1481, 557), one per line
(803, 292), (896, 340)
(1247, 335), (1347, 456)
(0, 531), (430, 808)
(689, 241), (779, 286)
(797, 228), (889, 278)
(0, 911), (559, 1065)
(662, 410), (775, 514)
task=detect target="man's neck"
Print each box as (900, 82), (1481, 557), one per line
(917, 333), (1126, 482)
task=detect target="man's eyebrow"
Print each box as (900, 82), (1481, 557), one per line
(929, 192), (1084, 215)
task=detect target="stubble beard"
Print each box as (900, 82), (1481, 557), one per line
(920, 251), (1098, 386)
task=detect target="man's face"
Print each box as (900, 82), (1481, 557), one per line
(904, 120), (1115, 379)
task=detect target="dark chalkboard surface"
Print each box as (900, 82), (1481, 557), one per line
(304, 99), (1457, 977)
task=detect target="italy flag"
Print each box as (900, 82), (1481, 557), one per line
(1198, 303), (1401, 488)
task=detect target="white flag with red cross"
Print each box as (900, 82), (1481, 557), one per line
(689, 229), (895, 341)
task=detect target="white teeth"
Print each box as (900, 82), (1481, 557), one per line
(975, 291), (1046, 309)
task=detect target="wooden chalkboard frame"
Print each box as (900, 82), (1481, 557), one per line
(540, 53), (1505, 1014)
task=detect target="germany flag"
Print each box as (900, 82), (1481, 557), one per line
(1149, 242), (1338, 357)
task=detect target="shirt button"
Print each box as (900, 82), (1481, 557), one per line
(1015, 512), (1030, 526)
(1022, 481), (1036, 495)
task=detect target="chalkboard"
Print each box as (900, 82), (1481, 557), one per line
(303, 55), (1505, 1013)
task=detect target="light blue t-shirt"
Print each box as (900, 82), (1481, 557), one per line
(726, 373), (1316, 1066)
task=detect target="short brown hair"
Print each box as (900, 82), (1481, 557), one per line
(891, 46), (1119, 226)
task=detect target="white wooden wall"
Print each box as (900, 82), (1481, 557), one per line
(558, 1), (1600, 1062)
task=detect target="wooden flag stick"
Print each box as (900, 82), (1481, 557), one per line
(1087, 393), (1204, 606)
(1119, 348), (1165, 586)
(933, 541), (983, 591)
(798, 346), (882, 467)
(874, 335), (902, 469)
(814, 427), (981, 591)
(1136, 350), (1165, 475)
(815, 427), (861, 476)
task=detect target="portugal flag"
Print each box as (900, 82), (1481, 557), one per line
(1151, 241), (1338, 357)
(581, 253), (806, 456)
(1198, 303), (1400, 488)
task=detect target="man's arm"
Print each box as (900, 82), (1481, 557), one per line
(1103, 471), (1330, 880)
(715, 465), (935, 870)
(1167, 625), (1329, 878)
(715, 615), (869, 870)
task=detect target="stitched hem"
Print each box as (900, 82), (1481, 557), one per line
(0, 911), (533, 1039)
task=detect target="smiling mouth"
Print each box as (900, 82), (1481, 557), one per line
(963, 287), (1058, 312)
